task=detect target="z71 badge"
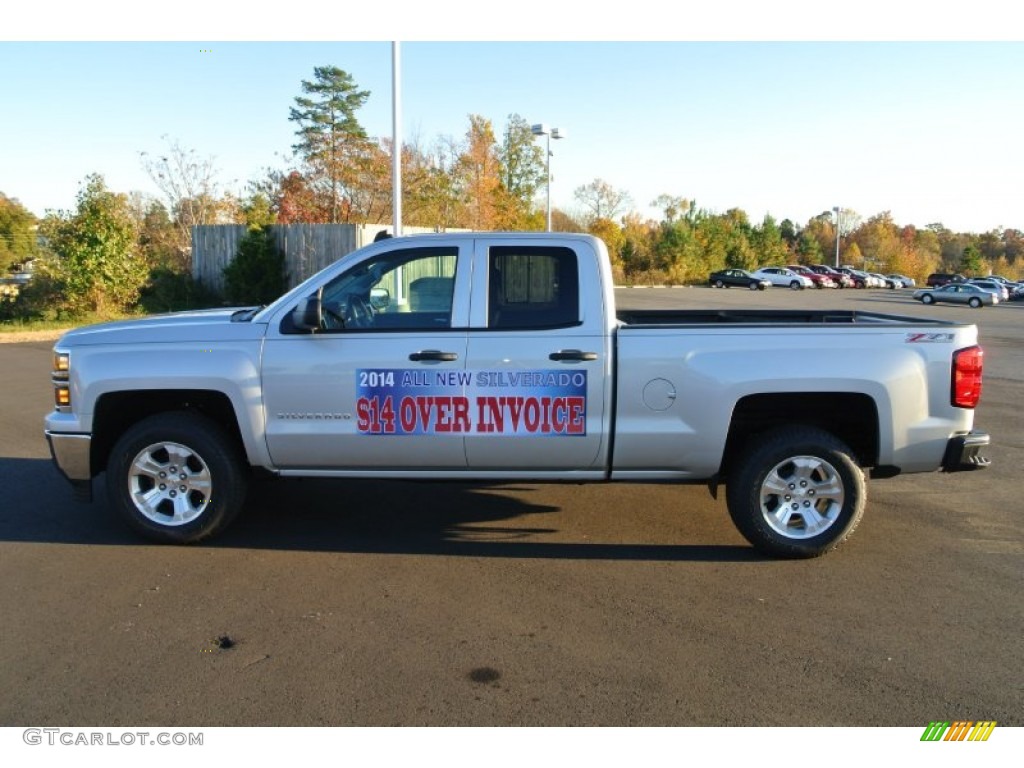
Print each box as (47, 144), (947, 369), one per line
(905, 332), (955, 343)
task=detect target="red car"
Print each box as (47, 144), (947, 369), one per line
(809, 265), (854, 288)
(787, 265), (836, 289)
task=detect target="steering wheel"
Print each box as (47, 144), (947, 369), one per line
(321, 302), (346, 331)
(343, 295), (374, 329)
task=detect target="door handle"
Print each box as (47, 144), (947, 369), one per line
(549, 349), (598, 362)
(409, 350), (459, 362)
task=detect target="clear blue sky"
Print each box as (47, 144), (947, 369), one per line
(3, 5), (1021, 234)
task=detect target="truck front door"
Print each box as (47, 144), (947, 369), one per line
(261, 242), (471, 469)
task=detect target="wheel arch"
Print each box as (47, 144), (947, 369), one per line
(719, 392), (879, 481)
(92, 390), (249, 476)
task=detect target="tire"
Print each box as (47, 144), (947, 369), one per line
(789, 281), (801, 290)
(748, 282), (758, 291)
(105, 411), (248, 544)
(921, 294), (934, 305)
(714, 279), (725, 288)
(726, 426), (866, 558)
(969, 297), (981, 308)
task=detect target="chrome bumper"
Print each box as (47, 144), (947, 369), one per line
(941, 431), (991, 472)
(45, 431), (93, 501)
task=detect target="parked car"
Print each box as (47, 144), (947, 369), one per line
(869, 273), (898, 289)
(836, 268), (875, 288)
(708, 268), (771, 291)
(786, 265), (836, 288)
(751, 267), (813, 290)
(913, 283), (997, 308)
(984, 276), (1024, 300)
(926, 273), (966, 288)
(887, 274), (915, 288)
(809, 265), (853, 288)
(966, 279), (1009, 302)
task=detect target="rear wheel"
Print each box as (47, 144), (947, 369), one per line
(726, 427), (866, 558)
(714, 279), (725, 288)
(969, 297), (982, 308)
(105, 412), (248, 543)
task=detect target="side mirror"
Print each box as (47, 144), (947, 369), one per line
(370, 287), (390, 311)
(291, 295), (322, 332)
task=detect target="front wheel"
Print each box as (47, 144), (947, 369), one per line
(969, 297), (982, 308)
(726, 427), (866, 558)
(789, 281), (802, 290)
(920, 294), (934, 305)
(748, 281), (759, 291)
(105, 412), (248, 543)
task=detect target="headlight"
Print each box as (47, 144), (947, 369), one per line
(52, 349), (71, 412)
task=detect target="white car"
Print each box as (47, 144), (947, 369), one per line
(967, 279), (1009, 302)
(752, 267), (813, 290)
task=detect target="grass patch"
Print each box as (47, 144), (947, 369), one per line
(0, 310), (139, 335)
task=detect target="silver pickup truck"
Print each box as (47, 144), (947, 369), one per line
(44, 233), (990, 557)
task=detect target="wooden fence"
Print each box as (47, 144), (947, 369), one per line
(191, 223), (445, 294)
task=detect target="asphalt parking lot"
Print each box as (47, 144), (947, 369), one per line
(0, 286), (1021, 727)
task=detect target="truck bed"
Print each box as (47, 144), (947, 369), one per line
(616, 309), (952, 327)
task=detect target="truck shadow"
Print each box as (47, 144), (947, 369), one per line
(1, 457), (762, 562)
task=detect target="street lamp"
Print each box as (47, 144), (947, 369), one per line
(832, 206), (842, 268)
(532, 123), (565, 232)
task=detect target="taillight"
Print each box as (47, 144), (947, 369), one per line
(952, 346), (983, 408)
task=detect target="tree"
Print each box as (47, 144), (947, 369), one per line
(455, 115), (502, 230)
(652, 195), (692, 224)
(136, 200), (178, 268)
(140, 137), (225, 271)
(796, 231), (823, 263)
(0, 193), (38, 274)
(752, 215), (790, 266)
(960, 244), (983, 275)
(574, 179), (632, 224)
(496, 114), (546, 229)
(40, 174), (148, 315)
(402, 136), (465, 231)
(289, 66), (371, 223)
(222, 225), (286, 305)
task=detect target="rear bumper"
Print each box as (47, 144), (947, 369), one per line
(941, 431), (991, 472)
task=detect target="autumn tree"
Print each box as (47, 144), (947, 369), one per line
(403, 136), (465, 231)
(455, 115), (502, 230)
(289, 66), (371, 223)
(0, 193), (38, 274)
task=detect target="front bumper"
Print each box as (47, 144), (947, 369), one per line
(941, 431), (991, 472)
(45, 430), (93, 501)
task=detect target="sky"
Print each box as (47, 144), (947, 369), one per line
(2, 4), (1022, 235)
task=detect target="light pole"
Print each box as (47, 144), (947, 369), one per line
(531, 123), (565, 232)
(832, 206), (842, 268)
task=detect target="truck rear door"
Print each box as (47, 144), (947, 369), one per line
(461, 238), (612, 472)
